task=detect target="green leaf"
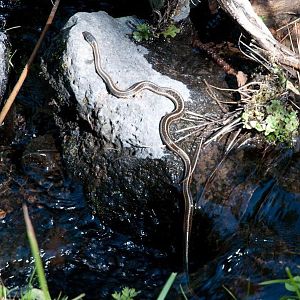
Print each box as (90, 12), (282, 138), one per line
(161, 25), (180, 38)
(111, 287), (140, 300)
(249, 120), (265, 132)
(241, 112), (249, 122)
(259, 279), (291, 285)
(21, 288), (45, 300)
(157, 272), (177, 300)
(0, 284), (8, 298)
(285, 268), (300, 298)
(133, 23), (152, 42)
(265, 115), (277, 135)
(280, 296), (299, 300)
(112, 291), (121, 300)
(285, 276), (300, 292)
(136, 24), (150, 32)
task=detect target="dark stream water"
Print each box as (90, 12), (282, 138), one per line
(0, 1), (181, 299)
(0, 1), (300, 299)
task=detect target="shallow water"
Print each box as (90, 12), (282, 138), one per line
(0, 1), (180, 299)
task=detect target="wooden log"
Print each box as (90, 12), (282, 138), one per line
(217, 0), (300, 71)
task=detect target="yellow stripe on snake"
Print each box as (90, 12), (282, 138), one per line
(83, 31), (193, 270)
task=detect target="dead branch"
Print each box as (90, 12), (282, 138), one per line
(0, 0), (61, 125)
(217, 0), (300, 70)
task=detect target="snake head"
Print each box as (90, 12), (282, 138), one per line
(82, 31), (95, 44)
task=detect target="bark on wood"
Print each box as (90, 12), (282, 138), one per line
(217, 0), (300, 71)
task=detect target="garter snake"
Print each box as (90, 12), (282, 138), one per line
(83, 31), (193, 268)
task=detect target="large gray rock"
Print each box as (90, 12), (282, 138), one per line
(47, 11), (190, 159)
(0, 32), (8, 104)
(42, 11), (202, 248)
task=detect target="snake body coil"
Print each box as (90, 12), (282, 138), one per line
(83, 31), (193, 269)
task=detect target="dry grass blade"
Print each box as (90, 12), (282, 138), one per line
(275, 18), (300, 85)
(205, 80), (267, 104)
(294, 21), (300, 84)
(238, 35), (273, 71)
(191, 137), (203, 174)
(204, 79), (228, 113)
(276, 18), (300, 32)
(0, 0), (61, 125)
(204, 116), (242, 146)
(185, 111), (220, 122)
(175, 123), (207, 134)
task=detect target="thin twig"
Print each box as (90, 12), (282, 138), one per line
(239, 38), (272, 71)
(185, 111), (220, 122)
(4, 25), (21, 32)
(276, 18), (300, 32)
(191, 137), (203, 174)
(181, 117), (205, 123)
(279, 32), (290, 43)
(207, 81), (265, 92)
(177, 113), (236, 143)
(296, 22), (300, 55)
(0, 0), (61, 125)
(226, 128), (242, 153)
(204, 79), (228, 113)
(288, 98), (300, 110)
(204, 117), (242, 146)
(295, 22), (300, 84)
(288, 25), (295, 53)
(176, 122), (212, 134)
(175, 127), (204, 143)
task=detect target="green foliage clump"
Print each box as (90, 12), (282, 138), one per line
(259, 267), (300, 299)
(133, 24), (152, 42)
(265, 100), (299, 141)
(132, 23), (180, 42)
(161, 24), (180, 38)
(0, 283), (85, 300)
(242, 99), (299, 144)
(285, 275), (300, 294)
(112, 287), (140, 300)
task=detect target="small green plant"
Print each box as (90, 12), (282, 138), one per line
(132, 23), (152, 42)
(111, 273), (178, 300)
(2, 203), (86, 300)
(242, 99), (299, 144)
(111, 287), (140, 300)
(237, 64), (300, 146)
(132, 23), (180, 42)
(161, 24), (180, 38)
(259, 267), (300, 299)
(0, 284), (40, 300)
